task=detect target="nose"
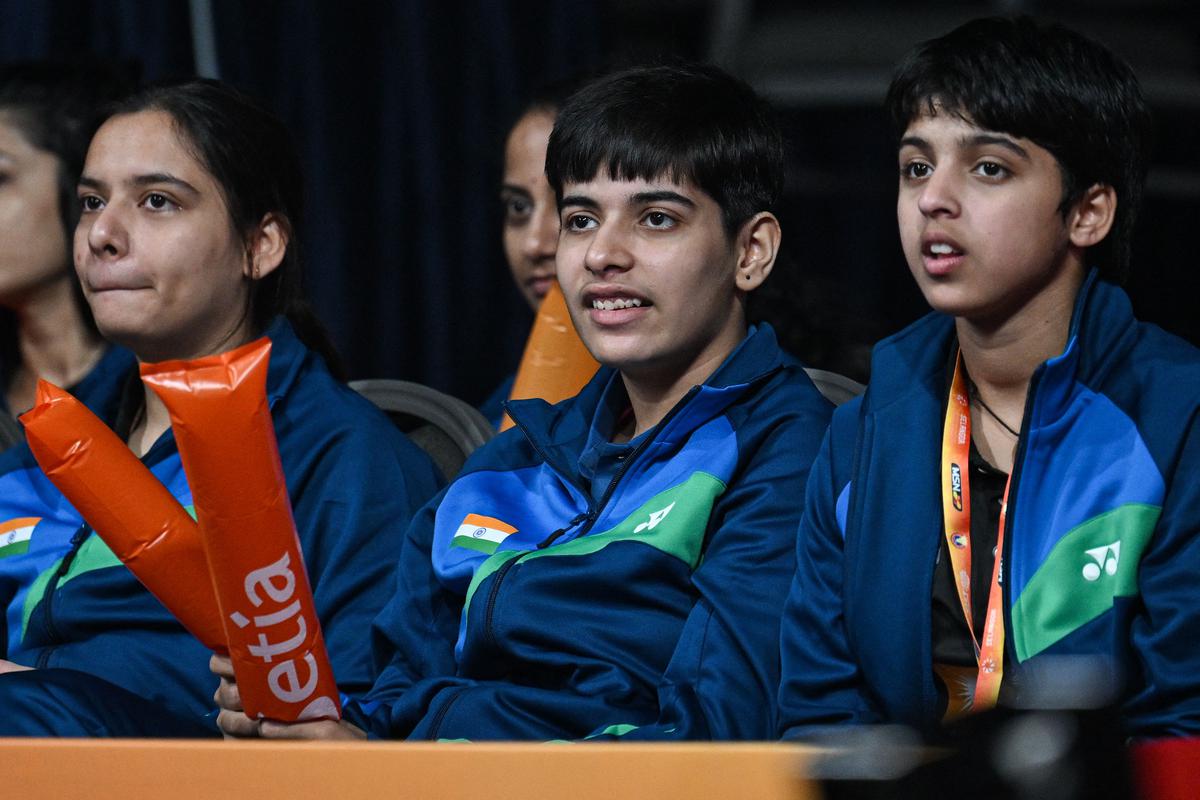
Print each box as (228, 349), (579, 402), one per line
(84, 203), (128, 260)
(583, 220), (633, 276)
(522, 204), (558, 262)
(916, 167), (960, 218)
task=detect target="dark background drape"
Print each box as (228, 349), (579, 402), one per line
(2, 0), (1197, 399)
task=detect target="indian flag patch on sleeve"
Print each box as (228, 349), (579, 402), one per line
(452, 513), (518, 555)
(0, 517), (39, 558)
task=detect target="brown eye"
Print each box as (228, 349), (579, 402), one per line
(975, 161), (1008, 179)
(566, 214), (596, 231)
(503, 195), (532, 222)
(643, 211), (675, 229)
(902, 162), (932, 179)
(145, 193), (172, 210)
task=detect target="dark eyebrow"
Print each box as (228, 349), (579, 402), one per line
(131, 173), (201, 196)
(898, 133), (1030, 162)
(500, 183), (532, 197)
(559, 194), (598, 210)
(964, 134), (1030, 160)
(631, 190), (695, 208)
(77, 175), (105, 192)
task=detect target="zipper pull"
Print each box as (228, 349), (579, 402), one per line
(54, 525), (91, 578)
(537, 512), (590, 549)
(69, 524), (90, 547)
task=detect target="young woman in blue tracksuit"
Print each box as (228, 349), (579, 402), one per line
(0, 80), (442, 735)
(214, 63), (834, 742)
(779, 16), (1200, 741)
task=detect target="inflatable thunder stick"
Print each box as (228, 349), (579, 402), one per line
(499, 280), (599, 431)
(140, 338), (340, 722)
(20, 381), (225, 650)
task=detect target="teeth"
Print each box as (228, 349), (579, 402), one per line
(930, 242), (956, 256)
(592, 297), (643, 311)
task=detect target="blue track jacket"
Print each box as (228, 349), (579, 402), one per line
(343, 324), (833, 740)
(779, 274), (1200, 739)
(0, 318), (442, 718)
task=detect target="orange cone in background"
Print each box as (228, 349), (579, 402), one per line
(500, 280), (599, 431)
(141, 338), (340, 723)
(20, 381), (225, 651)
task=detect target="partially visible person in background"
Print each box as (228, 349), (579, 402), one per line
(0, 61), (135, 447)
(478, 81), (578, 427)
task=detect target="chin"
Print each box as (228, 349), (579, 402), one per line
(579, 339), (645, 373)
(914, 281), (976, 318)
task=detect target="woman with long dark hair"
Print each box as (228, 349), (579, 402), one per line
(0, 79), (441, 736)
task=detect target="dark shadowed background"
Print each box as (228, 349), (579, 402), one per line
(2, 0), (1196, 397)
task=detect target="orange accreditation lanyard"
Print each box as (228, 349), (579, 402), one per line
(941, 350), (1012, 713)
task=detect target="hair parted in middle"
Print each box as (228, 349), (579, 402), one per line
(545, 61), (785, 238)
(107, 78), (343, 375)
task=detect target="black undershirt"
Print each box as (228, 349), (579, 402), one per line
(931, 344), (1026, 719)
(932, 441), (1007, 657)
(931, 441), (1013, 717)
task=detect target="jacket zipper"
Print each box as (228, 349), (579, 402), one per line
(426, 686), (468, 740)
(483, 389), (698, 645)
(1000, 367), (1042, 682)
(34, 525), (91, 668)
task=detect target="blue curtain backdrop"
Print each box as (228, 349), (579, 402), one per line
(3, 2), (1197, 395)
(0, 0), (604, 403)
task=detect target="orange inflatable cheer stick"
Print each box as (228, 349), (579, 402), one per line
(141, 338), (340, 723)
(20, 382), (226, 650)
(499, 280), (599, 431)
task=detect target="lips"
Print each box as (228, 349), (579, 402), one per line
(81, 262), (152, 293)
(581, 284), (652, 325)
(921, 233), (966, 276)
(526, 274), (555, 299)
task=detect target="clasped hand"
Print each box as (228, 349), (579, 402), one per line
(209, 654), (365, 740)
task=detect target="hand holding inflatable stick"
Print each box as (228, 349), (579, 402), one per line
(141, 337), (341, 723)
(20, 382), (226, 651)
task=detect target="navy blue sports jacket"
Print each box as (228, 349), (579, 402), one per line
(779, 274), (1200, 740)
(344, 324), (833, 740)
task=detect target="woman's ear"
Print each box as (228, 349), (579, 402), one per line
(243, 213), (289, 280)
(1068, 183), (1117, 250)
(734, 211), (781, 292)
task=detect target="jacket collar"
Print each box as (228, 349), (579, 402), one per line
(261, 316), (310, 409)
(505, 323), (788, 470)
(99, 316), (311, 460)
(867, 270), (1135, 424)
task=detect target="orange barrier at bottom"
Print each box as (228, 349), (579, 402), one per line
(4, 740), (821, 800)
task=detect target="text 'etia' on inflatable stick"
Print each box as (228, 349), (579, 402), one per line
(141, 337), (341, 723)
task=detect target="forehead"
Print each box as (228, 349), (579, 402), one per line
(903, 110), (1060, 158)
(86, 110), (207, 178)
(504, 111), (554, 178)
(0, 111), (41, 157)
